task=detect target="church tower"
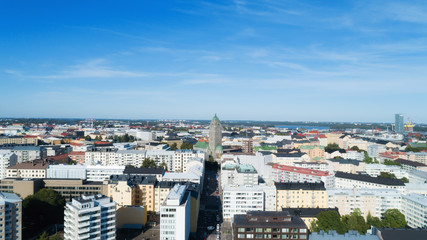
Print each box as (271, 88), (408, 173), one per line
(208, 114), (222, 160)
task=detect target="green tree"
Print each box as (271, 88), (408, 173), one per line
(180, 142), (194, 150)
(379, 172), (396, 179)
(85, 135), (92, 141)
(341, 209), (370, 234)
(49, 233), (63, 240)
(311, 211), (347, 234)
(382, 209), (407, 228)
(400, 177), (409, 183)
(169, 143), (178, 151)
(367, 212), (383, 228)
(37, 232), (49, 240)
(364, 152), (373, 164)
(142, 158), (157, 168)
(325, 143), (341, 152)
(383, 159), (401, 166)
(350, 146), (360, 151)
(159, 162), (168, 171)
(23, 189), (66, 239)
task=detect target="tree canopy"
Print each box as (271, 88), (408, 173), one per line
(325, 143), (341, 152)
(311, 210), (347, 234)
(142, 158), (157, 168)
(23, 189), (66, 239)
(180, 142), (194, 150)
(382, 209), (407, 228)
(169, 143), (178, 151)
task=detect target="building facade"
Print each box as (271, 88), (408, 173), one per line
(208, 114), (222, 160)
(0, 192), (22, 240)
(64, 194), (116, 240)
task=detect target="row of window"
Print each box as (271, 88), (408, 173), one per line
(237, 233), (306, 239)
(237, 228), (305, 233)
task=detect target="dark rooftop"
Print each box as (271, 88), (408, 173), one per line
(327, 158), (362, 166)
(335, 171), (405, 186)
(282, 207), (340, 218)
(395, 158), (426, 167)
(123, 167), (165, 175)
(275, 182), (326, 191)
(234, 211), (307, 228)
(379, 228), (427, 240)
(109, 174), (157, 186)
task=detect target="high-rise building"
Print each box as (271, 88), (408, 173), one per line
(0, 192), (22, 240)
(64, 194), (116, 240)
(160, 184), (191, 240)
(208, 114), (222, 160)
(395, 114), (404, 134)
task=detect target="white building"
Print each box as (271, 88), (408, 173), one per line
(116, 150), (146, 167)
(172, 150), (205, 172)
(401, 194), (427, 228)
(86, 165), (125, 182)
(47, 164), (86, 179)
(222, 185), (264, 221)
(364, 164), (407, 179)
(293, 161), (329, 172)
(146, 150), (174, 170)
(262, 184), (277, 211)
(0, 192), (22, 240)
(220, 163), (258, 188)
(345, 150), (365, 161)
(84, 148), (117, 165)
(64, 194), (116, 240)
(334, 172), (406, 192)
(408, 170), (427, 184)
(160, 184), (191, 240)
(327, 188), (401, 218)
(367, 144), (387, 159)
(0, 151), (17, 180)
(11, 146), (42, 163)
(270, 163), (335, 189)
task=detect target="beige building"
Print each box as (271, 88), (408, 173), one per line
(0, 136), (38, 146)
(299, 145), (325, 161)
(7, 160), (49, 179)
(275, 182), (328, 210)
(44, 179), (106, 202)
(0, 192), (22, 240)
(107, 175), (156, 211)
(326, 158), (366, 174)
(0, 178), (43, 199)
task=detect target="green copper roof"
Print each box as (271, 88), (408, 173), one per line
(194, 141), (209, 149)
(212, 114), (220, 121)
(300, 145), (325, 150)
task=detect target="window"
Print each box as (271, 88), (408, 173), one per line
(256, 234), (263, 238)
(256, 228), (263, 232)
(238, 234), (245, 238)
(299, 235), (307, 239)
(282, 228), (289, 233)
(265, 228), (272, 233)
(273, 228), (280, 233)
(246, 228), (254, 232)
(247, 234), (254, 238)
(299, 229), (306, 233)
(264, 234), (272, 239)
(238, 228), (245, 232)
(282, 234), (289, 239)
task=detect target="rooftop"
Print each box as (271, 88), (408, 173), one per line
(395, 158), (426, 167)
(327, 158), (362, 166)
(282, 207), (340, 218)
(236, 164), (257, 173)
(234, 211), (307, 228)
(310, 230), (380, 240)
(275, 182), (326, 191)
(335, 171), (405, 186)
(270, 163), (330, 177)
(378, 228), (427, 240)
(123, 167), (165, 175)
(8, 160), (50, 170)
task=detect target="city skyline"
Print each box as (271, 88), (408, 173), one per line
(1, 1), (427, 122)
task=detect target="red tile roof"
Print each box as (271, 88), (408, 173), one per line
(269, 163), (330, 176)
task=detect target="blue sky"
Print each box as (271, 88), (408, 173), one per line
(1, 0), (427, 123)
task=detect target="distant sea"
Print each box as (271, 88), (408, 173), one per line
(276, 125), (329, 130)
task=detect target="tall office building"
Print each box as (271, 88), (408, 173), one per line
(395, 114), (404, 134)
(160, 184), (191, 240)
(64, 194), (116, 240)
(0, 192), (22, 240)
(208, 114), (222, 160)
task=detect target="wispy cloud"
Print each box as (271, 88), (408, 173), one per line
(33, 59), (149, 79)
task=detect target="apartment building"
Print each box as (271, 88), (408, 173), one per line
(401, 194), (427, 228)
(11, 146), (42, 163)
(160, 184), (191, 240)
(47, 164), (86, 179)
(107, 175), (156, 211)
(44, 179), (106, 202)
(123, 167), (165, 181)
(334, 172), (405, 192)
(364, 164), (407, 179)
(0, 136), (38, 146)
(282, 207), (340, 228)
(327, 188), (401, 218)
(7, 160), (50, 179)
(69, 151), (86, 164)
(0, 152), (17, 180)
(292, 162), (329, 172)
(270, 163), (334, 188)
(221, 163), (258, 188)
(116, 150), (146, 167)
(233, 211), (308, 240)
(275, 182), (328, 210)
(223, 185), (264, 221)
(84, 148), (117, 165)
(326, 158), (366, 174)
(299, 145), (325, 161)
(0, 192), (22, 240)
(395, 159), (427, 172)
(64, 195), (116, 240)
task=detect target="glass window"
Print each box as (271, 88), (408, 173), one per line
(238, 234), (245, 238)
(300, 229), (307, 233)
(247, 234), (254, 238)
(273, 228), (280, 233)
(300, 235), (307, 239)
(256, 228), (263, 232)
(282, 234), (289, 239)
(282, 228), (289, 233)
(265, 228), (272, 233)
(272, 234), (280, 239)
(256, 234), (263, 239)
(238, 228), (245, 232)
(264, 234), (272, 239)
(246, 228), (254, 232)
